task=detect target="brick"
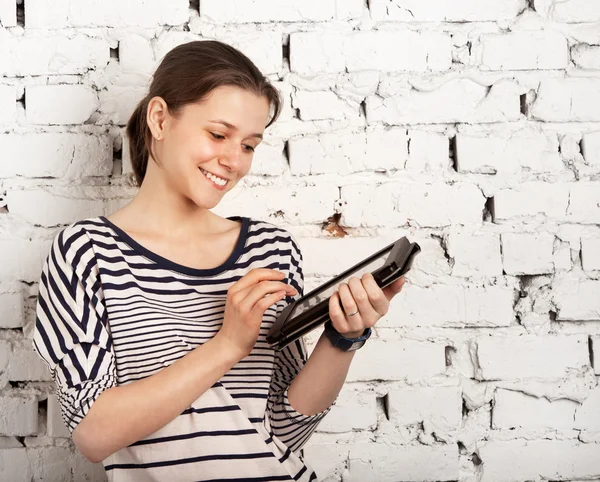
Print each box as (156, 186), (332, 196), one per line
(501, 232), (555, 275)
(341, 182), (485, 228)
(318, 390), (377, 433)
(288, 128), (407, 175)
(223, 30), (283, 76)
(386, 387), (462, 430)
(530, 78), (600, 122)
(567, 182), (600, 224)
(5, 342), (52, 382)
(582, 131), (600, 165)
(346, 444), (458, 482)
(5, 189), (105, 227)
(0, 292), (24, 328)
(303, 444), (350, 481)
(26, 85), (98, 125)
(369, 0), (527, 22)
(0, 84), (16, 126)
(248, 141), (286, 177)
(0, 133), (112, 179)
(0, 448), (31, 482)
(0, 396), (38, 436)
(201, 0), (360, 23)
(0, 34), (109, 76)
(533, 0), (600, 22)
(572, 44), (600, 69)
(0, 437), (22, 449)
(119, 33), (155, 74)
(383, 284), (514, 328)
(98, 85), (146, 125)
(213, 184), (338, 225)
(155, 31), (284, 77)
(455, 130), (562, 174)
(28, 0), (190, 28)
(406, 131), (449, 171)
(0, 0), (16, 27)
(293, 91), (358, 121)
(27, 447), (74, 481)
(289, 132), (367, 175)
(347, 340), (446, 381)
(476, 335), (589, 380)
(553, 278), (600, 321)
(479, 441), (600, 482)
(446, 232), (503, 276)
(0, 238), (50, 283)
(480, 31), (568, 70)
(581, 237), (600, 271)
(493, 389), (577, 429)
(494, 182), (570, 222)
(0, 341), (8, 375)
(24, 0), (68, 28)
(290, 31), (451, 76)
(575, 386), (600, 431)
(368, 78), (520, 124)
(47, 395), (70, 438)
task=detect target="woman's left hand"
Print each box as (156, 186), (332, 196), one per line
(328, 273), (407, 338)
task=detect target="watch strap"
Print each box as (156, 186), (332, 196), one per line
(323, 321), (372, 352)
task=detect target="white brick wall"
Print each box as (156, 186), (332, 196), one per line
(2, 0), (600, 480)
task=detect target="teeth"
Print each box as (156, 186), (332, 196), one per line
(200, 168), (228, 186)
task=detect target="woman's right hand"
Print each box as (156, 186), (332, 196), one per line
(216, 268), (298, 360)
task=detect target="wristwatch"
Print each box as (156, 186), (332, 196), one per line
(323, 321), (372, 352)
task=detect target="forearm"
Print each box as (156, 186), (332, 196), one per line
(287, 333), (355, 416)
(73, 334), (241, 463)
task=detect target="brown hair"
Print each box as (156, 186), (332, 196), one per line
(125, 40), (282, 187)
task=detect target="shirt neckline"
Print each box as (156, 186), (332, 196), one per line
(97, 215), (250, 277)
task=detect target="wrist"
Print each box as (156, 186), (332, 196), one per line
(211, 333), (247, 365)
(323, 321), (372, 352)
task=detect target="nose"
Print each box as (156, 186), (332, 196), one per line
(219, 140), (242, 172)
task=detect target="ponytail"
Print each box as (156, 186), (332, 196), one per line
(125, 98), (151, 187)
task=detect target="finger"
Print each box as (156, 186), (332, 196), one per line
(255, 290), (288, 313)
(361, 273), (390, 316)
(329, 291), (350, 333)
(382, 276), (406, 301)
(338, 281), (368, 333)
(346, 277), (378, 319)
(237, 280), (297, 312)
(229, 268), (286, 295)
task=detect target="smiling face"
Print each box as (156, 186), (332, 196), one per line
(146, 85), (271, 210)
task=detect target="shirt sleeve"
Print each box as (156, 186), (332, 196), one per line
(266, 232), (332, 453)
(32, 225), (116, 434)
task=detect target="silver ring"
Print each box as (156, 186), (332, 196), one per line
(347, 310), (359, 317)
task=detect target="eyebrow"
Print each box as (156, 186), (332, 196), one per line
(208, 119), (263, 140)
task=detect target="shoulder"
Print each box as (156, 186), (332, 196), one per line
(246, 217), (302, 255)
(49, 217), (104, 267)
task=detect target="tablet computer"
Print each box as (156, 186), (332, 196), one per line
(266, 236), (421, 350)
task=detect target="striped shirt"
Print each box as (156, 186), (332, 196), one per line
(33, 215), (331, 481)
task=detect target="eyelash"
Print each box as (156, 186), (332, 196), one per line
(210, 132), (255, 152)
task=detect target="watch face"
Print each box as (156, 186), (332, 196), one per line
(289, 255), (389, 319)
(349, 341), (364, 351)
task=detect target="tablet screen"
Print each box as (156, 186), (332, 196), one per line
(289, 254), (389, 319)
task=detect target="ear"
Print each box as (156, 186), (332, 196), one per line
(146, 96), (169, 140)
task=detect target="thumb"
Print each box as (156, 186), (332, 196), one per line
(382, 276), (406, 301)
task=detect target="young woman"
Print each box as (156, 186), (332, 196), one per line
(32, 40), (406, 481)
